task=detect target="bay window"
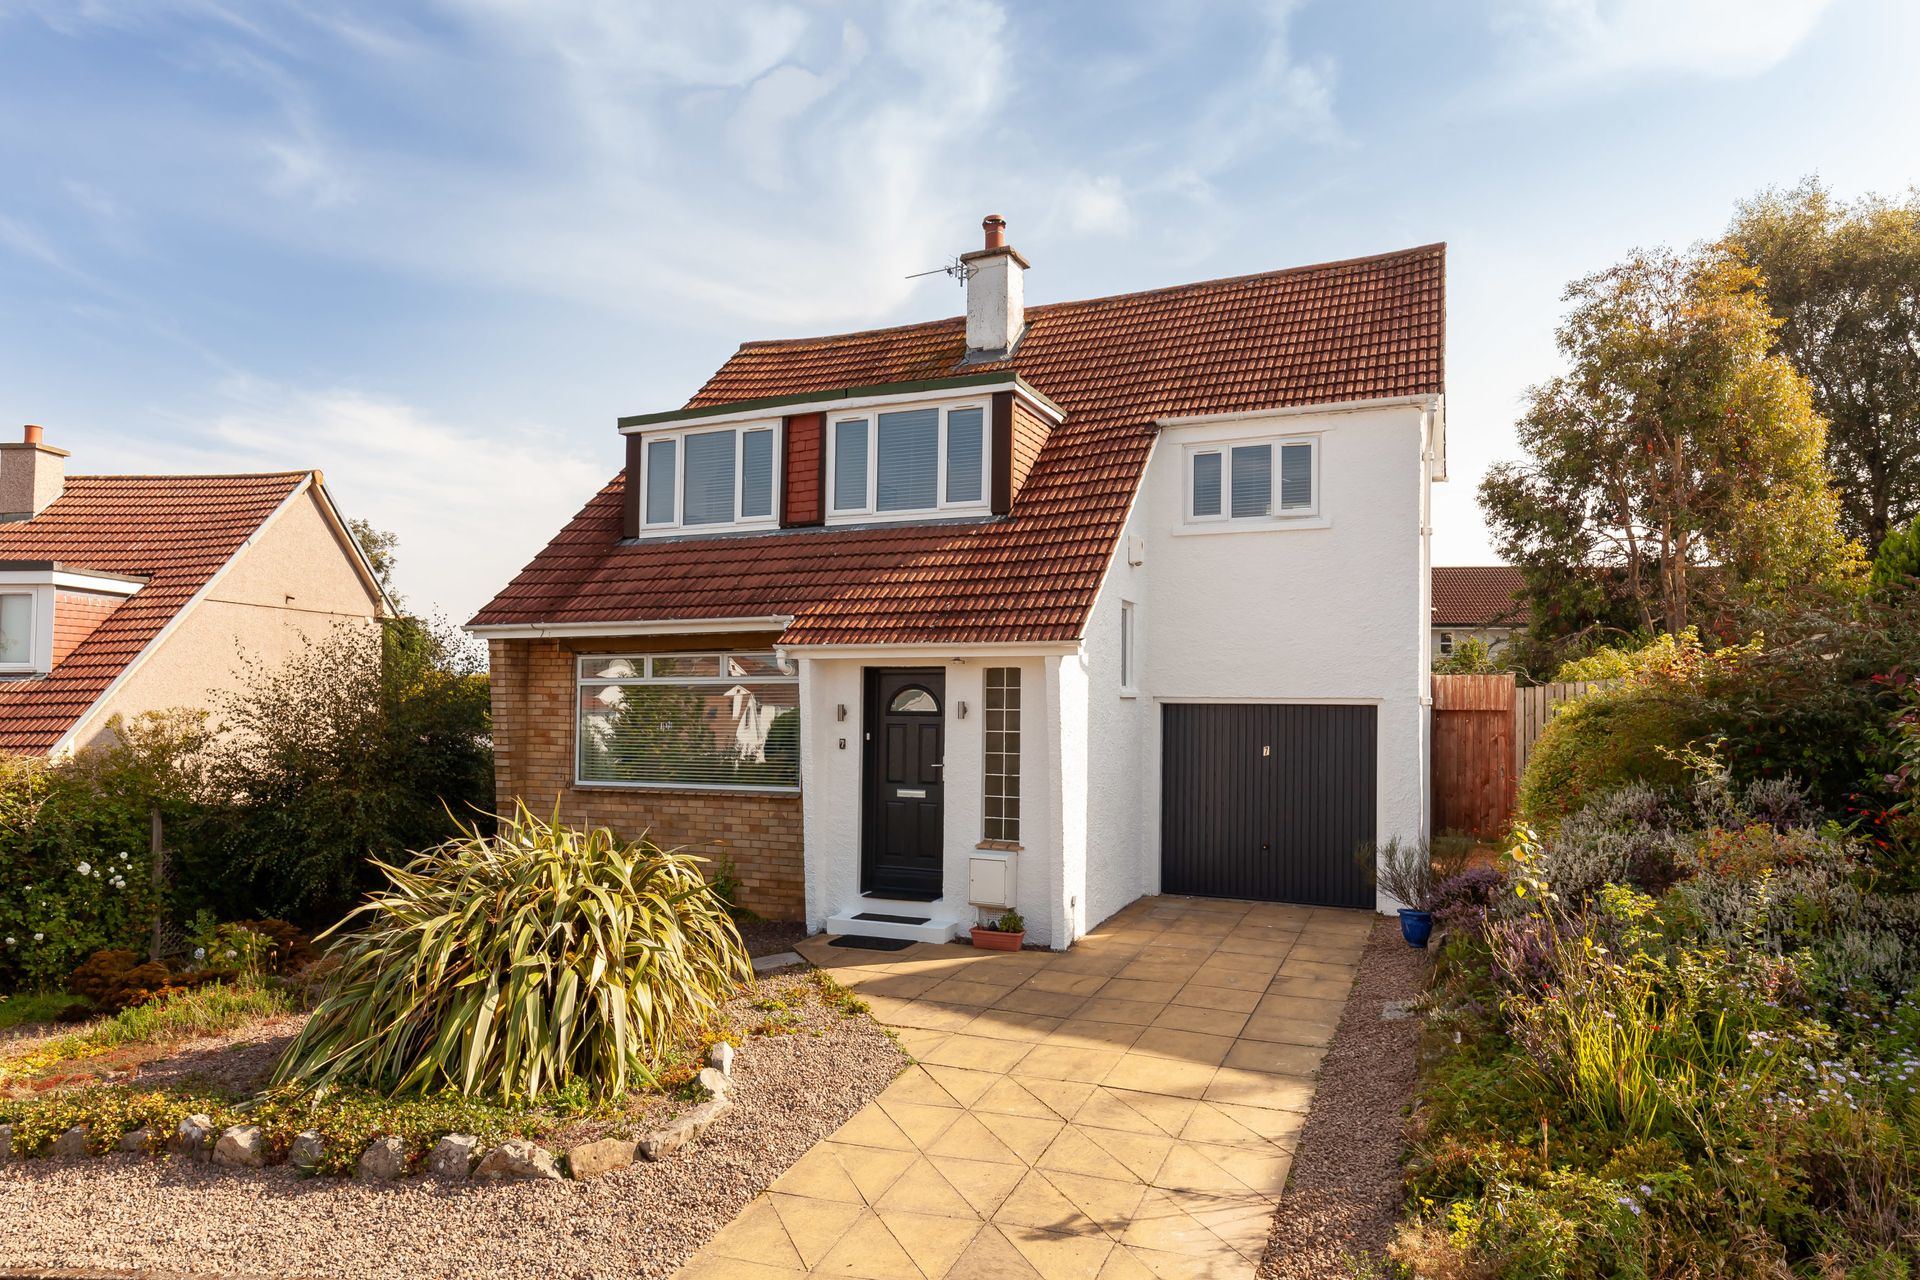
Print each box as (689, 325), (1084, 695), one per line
(829, 402), (990, 519)
(577, 651), (800, 791)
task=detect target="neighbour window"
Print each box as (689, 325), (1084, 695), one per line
(829, 403), (990, 518)
(1119, 601), (1136, 693)
(1188, 436), (1317, 523)
(639, 424), (779, 532)
(984, 667), (1021, 842)
(576, 651), (799, 791)
(1439, 632), (1455, 656)
(0, 593), (30, 667)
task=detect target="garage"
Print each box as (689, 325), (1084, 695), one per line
(1159, 702), (1378, 908)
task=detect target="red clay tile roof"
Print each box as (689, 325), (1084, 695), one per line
(0, 472), (310, 753)
(1431, 565), (1527, 628)
(472, 243), (1446, 644)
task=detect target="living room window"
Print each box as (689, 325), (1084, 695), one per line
(575, 651), (799, 791)
(829, 402), (990, 519)
(638, 424), (780, 533)
(983, 666), (1020, 842)
(1186, 435), (1317, 523)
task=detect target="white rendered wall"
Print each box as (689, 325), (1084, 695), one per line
(797, 652), (1064, 947)
(1129, 401), (1433, 915)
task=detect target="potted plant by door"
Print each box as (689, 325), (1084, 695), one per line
(970, 910), (1026, 951)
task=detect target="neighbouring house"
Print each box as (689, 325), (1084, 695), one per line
(1431, 565), (1526, 660)
(0, 426), (392, 756)
(472, 218), (1446, 946)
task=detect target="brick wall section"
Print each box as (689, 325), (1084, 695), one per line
(489, 632), (806, 919)
(1010, 397), (1051, 501)
(52, 591), (123, 667)
(781, 413), (824, 527)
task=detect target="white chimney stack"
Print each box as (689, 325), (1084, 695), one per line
(0, 425), (68, 522)
(962, 213), (1028, 359)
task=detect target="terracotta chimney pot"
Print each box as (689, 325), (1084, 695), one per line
(983, 214), (1007, 250)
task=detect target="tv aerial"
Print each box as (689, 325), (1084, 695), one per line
(905, 257), (976, 286)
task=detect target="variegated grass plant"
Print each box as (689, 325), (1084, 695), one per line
(273, 804), (751, 1100)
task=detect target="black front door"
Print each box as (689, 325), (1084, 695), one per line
(862, 669), (946, 898)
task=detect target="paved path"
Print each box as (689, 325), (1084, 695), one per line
(677, 895), (1371, 1280)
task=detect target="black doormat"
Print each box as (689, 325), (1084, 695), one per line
(830, 934), (916, 951)
(852, 911), (929, 925)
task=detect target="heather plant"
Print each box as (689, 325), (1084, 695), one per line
(274, 805), (751, 1100)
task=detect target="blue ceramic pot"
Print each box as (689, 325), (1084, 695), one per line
(1399, 908), (1434, 949)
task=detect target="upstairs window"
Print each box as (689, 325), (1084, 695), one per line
(0, 593), (32, 669)
(829, 402), (990, 519)
(1186, 436), (1318, 524)
(639, 424), (780, 533)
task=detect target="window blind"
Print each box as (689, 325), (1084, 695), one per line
(742, 428), (774, 518)
(1230, 444), (1272, 518)
(1280, 442), (1313, 511)
(645, 438), (676, 525)
(682, 430), (737, 525)
(876, 408), (939, 511)
(1192, 452), (1222, 517)
(946, 407), (984, 504)
(834, 419), (869, 510)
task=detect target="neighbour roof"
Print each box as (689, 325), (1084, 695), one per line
(472, 243), (1447, 645)
(1431, 565), (1527, 628)
(0, 472), (310, 753)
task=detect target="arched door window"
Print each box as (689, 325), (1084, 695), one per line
(888, 685), (940, 715)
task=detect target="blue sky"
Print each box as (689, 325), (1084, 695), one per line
(0, 0), (1914, 622)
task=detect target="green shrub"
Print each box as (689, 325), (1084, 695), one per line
(274, 805), (751, 1101)
(1518, 686), (1708, 833)
(168, 617), (493, 925)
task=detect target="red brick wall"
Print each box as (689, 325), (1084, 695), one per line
(52, 591), (122, 666)
(489, 633), (806, 919)
(782, 413), (824, 527)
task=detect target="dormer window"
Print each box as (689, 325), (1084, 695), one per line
(639, 423), (780, 533)
(829, 402), (990, 520)
(0, 593), (33, 670)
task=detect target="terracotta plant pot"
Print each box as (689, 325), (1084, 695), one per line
(969, 927), (1025, 951)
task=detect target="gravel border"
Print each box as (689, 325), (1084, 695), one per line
(0, 977), (906, 1280)
(1259, 916), (1431, 1280)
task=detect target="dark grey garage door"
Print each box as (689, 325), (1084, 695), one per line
(1160, 703), (1377, 908)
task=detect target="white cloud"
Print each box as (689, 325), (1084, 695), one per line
(1056, 174), (1134, 236)
(1493, 0), (1838, 81)
(102, 379), (608, 622)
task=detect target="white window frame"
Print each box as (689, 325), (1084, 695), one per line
(1439, 632), (1455, 656)
(0, 591), (36, 673)
(1119, 600), (1138, 696)
(573, 650), (801, 793)
(824, 399), (993, 523)
(636, 422), (782, 535)
(1183, 433), (1321, 526)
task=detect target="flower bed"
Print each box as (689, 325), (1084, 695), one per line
(1396, 772), (1920, 1278)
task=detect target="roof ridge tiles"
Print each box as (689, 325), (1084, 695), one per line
(725, 242), (1446, 354)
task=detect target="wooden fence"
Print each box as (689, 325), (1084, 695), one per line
(1515, 680), (1612, 781)
(1432, 676), (1616, 839)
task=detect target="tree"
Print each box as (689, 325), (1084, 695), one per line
(1729, 180), (1920, 548)
(1480, 245), (1860, 660)
(346, 517), (400, 601)
(1872, 515), (1920, 595)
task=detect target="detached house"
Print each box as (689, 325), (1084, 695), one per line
(1431, 564), (1526, 659)
(473, 219), (1446, 947)
(0, 427), (391, 755)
